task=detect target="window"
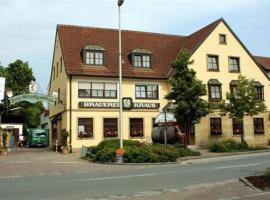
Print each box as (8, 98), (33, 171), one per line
(53, 67), (55, 80)
(254, 118), (264, 134)
(133, 54), (151, 68)
(57, 88), (61, 103)
(130, 118), (144, 137)
(135, 84), (158, 99)
(60, 57), (62, 73)
(232, 118), (243, 135)
(104, 118), (118, 138)
(83, 45), (105, 66)
(208, 79), (222, 101)
(219, 34), (226, 44)
(254, 85), (264, 101)
(210, 118), (222, 135)
(78, 82), (117, 98)
(230, 80), (238, 96)
(56, 62), (59, 77)
(85, 51), (104, 65)
(229, 57), (240, 72)
(207, 55), (219, 71)
(131, 48), (152, 68)
(78, 118), (93, 138)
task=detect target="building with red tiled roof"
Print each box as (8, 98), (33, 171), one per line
(254, 56), (270, 77)
(48, 18), (270, 150)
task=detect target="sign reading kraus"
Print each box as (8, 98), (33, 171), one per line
(79, 101), (160, 109)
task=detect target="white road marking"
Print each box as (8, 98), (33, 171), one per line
(81, 173), (156, 181)
(5, 161), (30, 164)
(214, 163), (260, 170)
(0, 175), (23, 180)
(53, 161), (78, 164)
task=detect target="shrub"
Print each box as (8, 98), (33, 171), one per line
(84, 139), (200, 163)
(95, 139), (141, 152)
(209, 139), (252, 152)
(94, 148), (115, 162)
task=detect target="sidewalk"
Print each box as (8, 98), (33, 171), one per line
(178, 147), (270, 162)
(125, 179), (270, 200)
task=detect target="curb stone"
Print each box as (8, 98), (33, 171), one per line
(239, 177), (263, 192)
(81, 149), (270, 165)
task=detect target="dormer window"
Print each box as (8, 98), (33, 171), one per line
(131, 48), (152, 68)
(83, 45), (105, 66)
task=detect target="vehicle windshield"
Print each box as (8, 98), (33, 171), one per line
(32, 130), (46, 137)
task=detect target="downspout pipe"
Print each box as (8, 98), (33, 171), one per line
(69, 75), (72, 153)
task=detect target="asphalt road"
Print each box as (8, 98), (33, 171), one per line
(1, 152), (270, 200)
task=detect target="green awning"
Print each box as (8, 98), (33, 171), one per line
(131, 48), (152, 54)
(208, 79), (221, 85)
(84, 45), (105, 51)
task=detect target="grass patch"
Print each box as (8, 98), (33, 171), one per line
(209, 139), (268, 153)
(84, 139), (200, 163)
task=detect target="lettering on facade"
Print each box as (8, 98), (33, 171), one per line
(9, 93), (55, 105)
(79, 102), (119, 108)
(79, 101), (160, 109)
(133, 102), (160, 109)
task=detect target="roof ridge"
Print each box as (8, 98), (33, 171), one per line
(188, 18), (223, 37)
(57, 24), (186, 38)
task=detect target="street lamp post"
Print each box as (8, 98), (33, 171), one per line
(117, 0), (124, 163)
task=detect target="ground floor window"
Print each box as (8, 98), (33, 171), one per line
(104, 118), (118, 137)
(130, 118), (144, 137)
(232, 118), (243, 135)
(253, 118), (264, 134)
(78, 118), (93, 138)
(210, 118), (222, 135)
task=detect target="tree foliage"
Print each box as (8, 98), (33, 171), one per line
(0, 60), (43, 130)
(3, 60), (35, 95)
(221, 74), (266, 144)
(166, 50), (210, 141)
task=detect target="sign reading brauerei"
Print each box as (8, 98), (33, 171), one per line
(79, 101), (160, 109)
(79, 102), (119, 108)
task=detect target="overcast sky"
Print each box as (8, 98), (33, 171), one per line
(0, 0), (269, 93)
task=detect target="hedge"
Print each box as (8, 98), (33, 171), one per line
(209, 139), (267, 153)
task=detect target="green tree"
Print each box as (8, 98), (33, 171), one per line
(222, 74), (266, 145)
(4, 60), (35, 95)
(166, 50), (210, 143)
(0, 60), (43, 129)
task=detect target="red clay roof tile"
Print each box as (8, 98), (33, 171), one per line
(254, 56), (270, 71)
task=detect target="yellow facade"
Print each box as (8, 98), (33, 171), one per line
(49, 20), (270, 150)
(190, 21), (270, 147)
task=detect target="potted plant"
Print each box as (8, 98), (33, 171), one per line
(115, 148), (125, 163)
(1, 131), (8, 156)
(61, 130), (70, 154)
